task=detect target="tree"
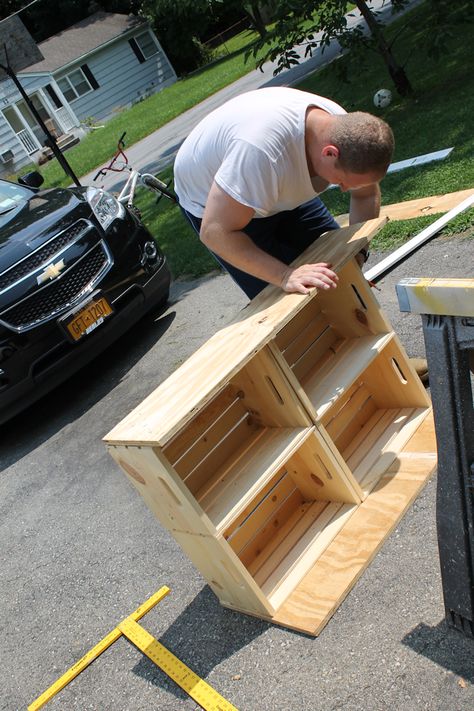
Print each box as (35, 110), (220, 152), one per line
(249, 0), (415, 96)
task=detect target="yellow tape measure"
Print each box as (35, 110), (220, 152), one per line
(118, 617), (238, 711)
(28, 586), (238, 711)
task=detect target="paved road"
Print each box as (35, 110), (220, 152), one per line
(1, 234), (473, 711)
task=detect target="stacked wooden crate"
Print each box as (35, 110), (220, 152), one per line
(105, 218), (437, 635)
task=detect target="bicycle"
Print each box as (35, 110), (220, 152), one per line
(93, 132), (178, 210)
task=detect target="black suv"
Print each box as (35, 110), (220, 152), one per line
(0, 174), (171, 424)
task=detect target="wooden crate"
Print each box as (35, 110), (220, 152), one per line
(105, 219), (436, 635)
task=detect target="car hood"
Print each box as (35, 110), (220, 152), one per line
(0, 187), (92, 268)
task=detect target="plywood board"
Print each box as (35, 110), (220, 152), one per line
(336, 188), (474, 227)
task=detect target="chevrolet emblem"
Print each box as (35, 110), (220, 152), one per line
(37, 259), (66, 285)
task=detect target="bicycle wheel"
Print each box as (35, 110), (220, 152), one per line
(142, 174), (177, 202)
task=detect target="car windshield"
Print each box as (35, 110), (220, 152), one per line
(0, 180), (32, 222)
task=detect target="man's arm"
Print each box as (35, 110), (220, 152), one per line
(200, 182), (339, 295)
(349, 182), (381, 224)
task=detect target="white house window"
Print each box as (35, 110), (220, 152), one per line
(129, 31), (158, 64)
(57, 65), (98, 102)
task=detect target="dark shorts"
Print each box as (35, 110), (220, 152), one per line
(180, 196), (339, 299)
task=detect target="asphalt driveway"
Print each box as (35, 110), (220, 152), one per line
(1, 231), (473, 711)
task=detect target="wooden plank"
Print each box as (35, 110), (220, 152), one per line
(302, 333), (394, 417)
(173, 402), (254, 478)
(365, 191), (474, 284)
(183, 416), (262, 496)
(341, 407), (395, 466)
(223, 412), (437, 634)
(264, 503), (356, 611)
(292, 327), (341, 384)
(315, 260), (392, 337)
(249, 501), (327, 579)
(199, 427), (312, 531)
(355, 408), (431, 493)
(274, 300), (325, 355)
(225, 471), (297, 553)
(107, 444), (216, 536)
(282, 312), (332, 368)
(335, 187), (474, 227)
(104, 218), (387, 447)
(255, 502), (343, 588)
(163, 385), (242, 464)
(240, 491), (310, 571)
(172, 529), (275, 616)
(344, 407), (431, 494)
(322, 382), (376, 453)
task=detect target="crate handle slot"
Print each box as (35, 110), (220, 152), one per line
(119, 460), (146, 485)
(391, 357), (408, 384)
(265, 376), (284, 405)
(311, 473), (325, 487)
(351, 284), (368, 311)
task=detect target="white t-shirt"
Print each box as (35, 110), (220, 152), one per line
(174, 87), (346, 219)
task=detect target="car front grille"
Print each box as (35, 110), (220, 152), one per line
(0, 220), (93, 293)
(0, 242), (111, 331)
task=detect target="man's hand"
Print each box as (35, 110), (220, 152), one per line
(280, 263), (338, 295)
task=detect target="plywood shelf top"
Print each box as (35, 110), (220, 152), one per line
(104, 218), (386, 448)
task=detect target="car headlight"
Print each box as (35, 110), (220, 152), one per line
(86, 186), (125, 231)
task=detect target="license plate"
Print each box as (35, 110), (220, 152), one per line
(61, 295), (113, 342)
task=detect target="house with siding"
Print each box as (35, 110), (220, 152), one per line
(0, 12), (177, 177)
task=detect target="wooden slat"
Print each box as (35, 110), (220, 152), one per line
(240, 491), (309, 570)
(255, 501), (341, 587)
(274, 299), (325, 354)
(292, 328), (341, 384)
(322, 381), (376, 451)
(249, 501), (326, 579)
(264, 503), (356, 610)
(172, 400), (251, 476)
(198, 427), (311, 530)
(280, 311), (330, 366)
(303, 333), (394, 417)
(354, 408), (430, 493)
(184, 416), (263, 496)
(225, 470), (296, 553)
(163, 384), (241, 464)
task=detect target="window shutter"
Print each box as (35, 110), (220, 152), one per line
(128, 37), (145, 64)
(80, 64), (99, 90)
(45, 84), (63, 109)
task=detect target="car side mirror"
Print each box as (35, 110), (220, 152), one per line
(18, 171), (44, 189)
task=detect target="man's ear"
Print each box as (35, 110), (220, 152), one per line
(321, 144), (340, 159)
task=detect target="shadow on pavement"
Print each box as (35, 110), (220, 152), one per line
(0, 305), (176, 467)
(402, 619), (474, 681)
(129, 586), (268, 703)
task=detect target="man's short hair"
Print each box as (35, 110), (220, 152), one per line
(330, 112), (394, 174)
